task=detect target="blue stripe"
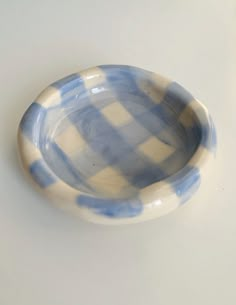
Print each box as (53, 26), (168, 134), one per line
(68, 104), (134, 164)
(61, 89), (90, 109)
(201, 115), (217, 153)
(52, 74), (83, 96)
(77, 195), (143, 218)
(67, 102), (166, 187)
(29, 159), (56, 188)
(47, 142), (92, 192)
(209, 116), (217, 153)
(169, 166), (201, 204)
(162, 82), (194, 117)
(117, 119), (151, 147)
(113, 151), (165, 188)
(100, 66), (187, 141)
(100, 65), (156, 115)
(188, 116), (216, 154)
(20, 102), (46, 143)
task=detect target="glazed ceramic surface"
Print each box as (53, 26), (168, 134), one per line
(18, 65), (216, 224)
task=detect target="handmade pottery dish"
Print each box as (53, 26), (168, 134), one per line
(18, 65), (216, 224)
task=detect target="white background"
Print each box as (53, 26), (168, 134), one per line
(0, 1), (235, 304)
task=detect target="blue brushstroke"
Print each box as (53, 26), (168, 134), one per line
(169, 166), (201, 204)
(52, 73), (83, 96)
(68, 104), (134, 164)
(29, 159), (56, 188)
(46, 142), (92, 192)
(201, 116), (217, 153)
(99, 66), (188, 144)
(210, 116), (217, 153)
(77, 195), (143, 218)
(162, 82), (194, 117)
(190, 115), (217, 154)
(20, 102), (46, 143)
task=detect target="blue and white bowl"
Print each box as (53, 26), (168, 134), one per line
(18, 65), (216, 224)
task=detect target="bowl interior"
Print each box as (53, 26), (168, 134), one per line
(40, 66), (201, 199)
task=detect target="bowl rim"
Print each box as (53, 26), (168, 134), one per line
(17, 65), (216, 220)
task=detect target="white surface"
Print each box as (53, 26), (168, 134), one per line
(0, 1), (235, 304)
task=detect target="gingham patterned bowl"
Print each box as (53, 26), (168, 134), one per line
(18, 65), (216, 224)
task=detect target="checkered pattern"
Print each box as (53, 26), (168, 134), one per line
(18, 65), (216, 224)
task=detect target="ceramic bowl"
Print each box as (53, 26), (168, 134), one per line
(18, 65), (216, 224)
